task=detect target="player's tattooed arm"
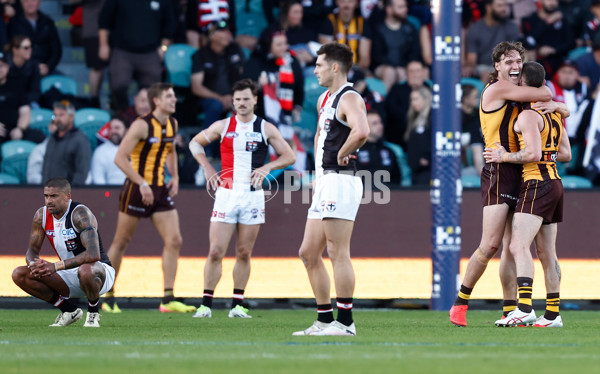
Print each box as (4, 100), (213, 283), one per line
(65, 206), (101, 269)
(26, 208), (45, 265)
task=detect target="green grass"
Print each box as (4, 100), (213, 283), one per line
(1, 309), (599, 374)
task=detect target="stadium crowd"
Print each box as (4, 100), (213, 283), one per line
(0, 0), (599, 187)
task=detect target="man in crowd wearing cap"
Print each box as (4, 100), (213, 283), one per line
(190, 20), (245, 158)
(41, 100), (92, 186)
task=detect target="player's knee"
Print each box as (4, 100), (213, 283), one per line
(236, 246), (252, 262)
(207, 248), (224, 262)
(11, 266), (28, 285)
(77, 264), (94, 283)
(475, 247), (494, 264)
(166, 234), (183, 250)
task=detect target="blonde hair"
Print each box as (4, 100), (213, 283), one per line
(404, 86), (432, 142)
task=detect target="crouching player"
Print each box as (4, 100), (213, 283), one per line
(12, 177), (115, 327)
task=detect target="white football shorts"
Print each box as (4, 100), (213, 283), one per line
(211, 187), (266, 225)
(58, 262), (116, 298)
(307, 172), (363, 221)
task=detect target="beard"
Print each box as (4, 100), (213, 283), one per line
(543, 5), (559, 14)
(491, 10), (508, 23)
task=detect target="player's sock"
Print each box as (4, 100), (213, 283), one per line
(453, 285), (473, 306)
(336, 298), (353, 326)
(49, 292), (77, 313)
(317, 303), (334, 323)
(88, 298), (100, 313)
(162, 289), (175, 304)
(517, 277), (533, 313)
(503, 300), (517, 317)
(543, 292), (560, 320)
(202, 289), (214, 308)
(232, 289), (244, 308)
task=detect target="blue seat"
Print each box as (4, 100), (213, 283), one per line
(0, 172), (20, 184)
(303, 75), (325, 109)
(1, 140), (37, 159)
(568, 46), (589, 61)
(41, 75), (78, 96)
(461, 174), (481, 188)
(236, 0), (268, 38)
(461, 77), (485, 95)
(29, 108), (54, 135)
(164, 44), (197, 88)
(383, 141), (411, 187)
(561, 175), (593, 189)
(75, 108), (111, 127)
(75, 108), (111, 151)
(1, 153), (30, 183)
(366, 77), (388, 98)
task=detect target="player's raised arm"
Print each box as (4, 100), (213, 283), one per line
(557, 130), (572, 163)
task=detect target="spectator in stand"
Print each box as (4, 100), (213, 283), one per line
(521, 0), (575, 79)
(547, 59), (591, 174)
(328, 0), (364, 65)
(278, 0), (333, 68)
(41, 100), (91, 186)
(7, 35), (40, 106)
(463, 0), (520, 82)
(405, 85), (432, 186)
(575, 40), (600, 94)
(1, 0), (21, 20)
(27, 120), (57, 184)
(98, 0), (176, 112)
(82, 0), (108, 109)
(0, 14), (6, 50)
(383, 59), (429, 150)
(242, 26), (304, 130)
(460, 83), (484, 175)
(121, 88), (151, 125)
(357, 109), (401, 186)
(242, 26), (305, 172)
(584, 0), (600, 48)
(560, 0), (590, 47)
(89, 117), (127, 185)
(0, 51), (45, 147)
(190, 20), (245, 156)
(7, 0), (62, 77)
(360, 0), (421, 91)
(186, 0), (236, 49)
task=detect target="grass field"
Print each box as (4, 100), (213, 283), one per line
(1, 309), (599, 374)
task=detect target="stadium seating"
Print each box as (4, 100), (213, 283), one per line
(461, 174), (481, 188)
(1, 140), (36, 159)
(460, 77), (485, 95)
(29, 108), (54, 136)
(383, 141), (411, 187)
(561, 175), (593, 189)
(164, 44), (197, 88)
(75, 108), (111, 151)
(236, 0), (268, 38)
(41, 75), (78, 96)
(1, 140), (36, 184)
(366, 77), (388, 98)
(0, 172), (19, 184)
